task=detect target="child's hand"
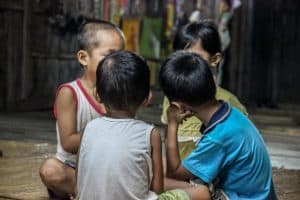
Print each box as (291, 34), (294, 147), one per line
(167, 104), (193, 124)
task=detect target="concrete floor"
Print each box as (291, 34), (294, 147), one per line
(250, 105), (300, 170)
(0, 103), (300, 199)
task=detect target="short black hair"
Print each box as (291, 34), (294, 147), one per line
(159, 51), (216, 106)
(77, 19), (125, 52)
(173, 21), (221, 55)
(96, 50), (150, 111)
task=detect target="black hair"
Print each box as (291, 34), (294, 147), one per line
(96, 50), (150, 112)
(159, 51), (216, 106)
(173, 21), (221, 55)
(77, 19), (125, 52)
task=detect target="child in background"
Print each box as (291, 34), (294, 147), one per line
(218, 0), (232, 52)
(160, 51), (277, 200)
(218, 0), (233, 85)
(161, 21), (247, 159)
(39, 20), (125, 199)
(76, 51), (208, 200)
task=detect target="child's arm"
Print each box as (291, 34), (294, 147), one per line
(165, 105), (195, 181)
(150, 128), (163, 194)
(56, 87), (82, 154)
(164, 177), (191, 190)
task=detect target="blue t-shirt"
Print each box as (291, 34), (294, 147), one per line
(182, 102), (276, 200)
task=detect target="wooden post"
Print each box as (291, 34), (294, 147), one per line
(237, 0), (253, 102)
(21, 0), (33, 100)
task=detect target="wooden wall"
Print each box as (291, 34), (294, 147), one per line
(0, 10), (24, 110)
(1, 0), (299, 111)
(0, 0), (97, 111)
(0, 11), (8, 110)
(228, 0), (300, 105)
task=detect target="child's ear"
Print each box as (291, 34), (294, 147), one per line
(142, 91), (152, 106)
(210, 53), (222, 67)
(77, 50), (89, 67)
(171, 101), (194, 114)
(170, 101), (185, 112)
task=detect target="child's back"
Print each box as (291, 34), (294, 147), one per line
(76, 51), (163, 199)
(183, 106), (274, 199)
(78, 117), (157, 199)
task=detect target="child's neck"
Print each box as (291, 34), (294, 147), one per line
(193, 100), (220, 127)
(106, 109), (136, 119)
(80, 76), (95, 90)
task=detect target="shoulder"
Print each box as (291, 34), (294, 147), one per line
(53, 81), (78, 118)
(216, 108), (251, 138)
(228, 108), (249, 125)
(85, 117), (102, 129)
(216, 87), (234, 100)
(133, 121), (159, 147)
(82, 118), (102, 139)
(84, 117), (101, 132)
(56, 86), (77, 105)
(133, 118), (154, 128)
(56, 80), (78, 100)
(150, 128), (161, 139)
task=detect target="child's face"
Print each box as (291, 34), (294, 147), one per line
(86, 30), (124, 82)
(187, 40), (221, 79)
(219, 0), (230, 13)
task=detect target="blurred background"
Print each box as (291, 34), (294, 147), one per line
(0, 0), (300, 199)
(1, 0), (300, 111)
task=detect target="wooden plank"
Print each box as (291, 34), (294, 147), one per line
(32, 52), (76, 60)
(0, 0), (23, 11)
(21, 0), (33, 100)
(6, 11), (23, 111)
(236, 0), (248, 99)
(239, 0), (254, 102)
(0, 0), (44, 12)
(0, 13), (7, 110)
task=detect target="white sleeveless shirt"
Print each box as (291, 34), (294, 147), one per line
(55, 79), (104, 163)
(77, 117), (158, 200)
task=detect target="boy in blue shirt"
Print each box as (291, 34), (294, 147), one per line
(159, 51), (277, 200)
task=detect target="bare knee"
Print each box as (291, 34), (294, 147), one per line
(39, 158), (67, 186)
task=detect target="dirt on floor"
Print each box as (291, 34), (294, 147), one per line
(0, 140), (299, 200)
(272, 168), (300, 200)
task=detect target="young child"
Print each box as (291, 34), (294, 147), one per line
(39, 20), (125, 199)
(76, 50), (162, 199)
(159, 51), (277, 200)
(161, 21), (247, 159)
(76, 51), (208, 200)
